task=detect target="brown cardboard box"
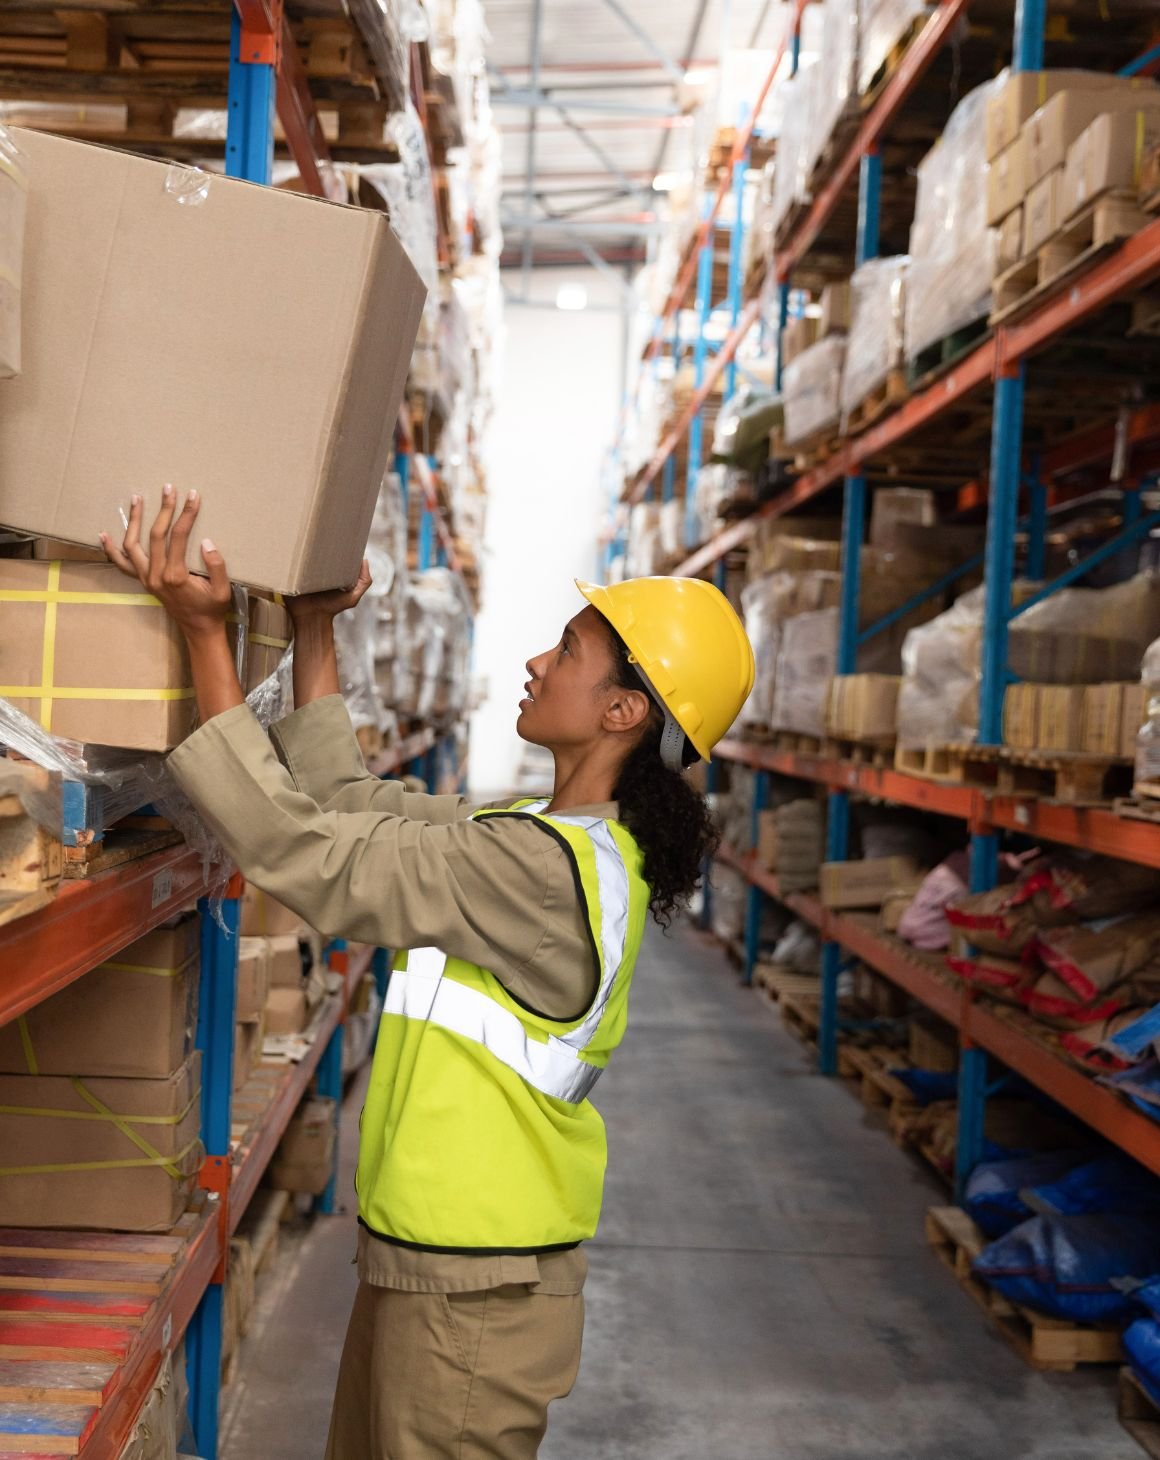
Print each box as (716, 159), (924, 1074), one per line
(999, 207), (1025, 271)
(825, 674), (900, 742)
(1082, 682), (1126, 755)
(245, 595), (293, 694)
(236, 937), (272, 1023)
(269, 1096), (336, 1196)
(1024, 84), (1160, 188)
(782, 313), (820, 366)
(264, 985), (309, 1035)
(1038, 684), (1086, 751)
(0, 135), (26, 378)
(240, 885), (305, 938)
(984, 69), (1140, 161)
(265, 933), (306, 989)
(0, 1053), (202, 1230)
(820, 857), (921, 910)
(0, 917), (199, 1078)
(819, 281), (851, 337)
(869, 488), (935, 549)
(1003, 683), (1040, 750)
(0, 559), (193, 749)
(0, 128), (426, 595)
(1122, 684), (1149, 760)
(986, 136), (1029, 227)
(1062, 109), (1160, 222)
(233, 1018), (263, 1093)
(31, 537), (106, 563)
(1022, 168), (1064, 254)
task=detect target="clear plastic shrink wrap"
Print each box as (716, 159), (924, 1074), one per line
(770, 608), (838, 736)
(345, 0), (416, 115)
(396, 569), (472, 723)
(770, 65), (816, 240)
(626, 504), (663, 578)
(896, 588), (985, 749)
(905, 80), (1001, 361)
(858, 0), (931, 96)
(740, 571), (841, 730)
(334, 586), (387, 742)
(783, 336), (847, 446)
(1135, 636), (1160, 788)
(840, 256), (908, 423)
(802, 0), (859, 185)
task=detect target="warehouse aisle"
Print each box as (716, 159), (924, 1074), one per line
(222, 926), (1136, 1460)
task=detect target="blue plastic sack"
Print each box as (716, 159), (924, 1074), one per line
(974, 1213), (1160, 1323)
(964, 1151), (1090, 1239)
(1025, 1152), (1160, 1219)
(1102, 1060), (1160, 1121)
(1125, 1318), (1160, 1402)
(890, 1068), (958, 1106)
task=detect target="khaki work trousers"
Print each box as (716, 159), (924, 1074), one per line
(324, 1282), (585, 1459)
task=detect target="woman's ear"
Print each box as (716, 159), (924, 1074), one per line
(603, 687), (651, 736)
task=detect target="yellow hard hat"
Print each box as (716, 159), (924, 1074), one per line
(576, 575), (755, 761)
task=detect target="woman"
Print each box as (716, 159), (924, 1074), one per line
(102, 488), (754, 1459)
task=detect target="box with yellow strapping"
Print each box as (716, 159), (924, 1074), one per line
(0, 916), (199, 1079)
(0, 558), (193, 750)
(245, 594), (293, 694)
(0, 1051), (202, 1230)
(1061, 109), (1160, 222)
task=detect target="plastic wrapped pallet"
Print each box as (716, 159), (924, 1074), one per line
(905, 80), (1001, 363)
(783, 335), (847, 446)
(770, 65), (816, 241)
(858, 0), (929, 97)
(739, 570), (841, 729)
(839, 256), (908, 425)
(0, 127), (27, 377)
(802, 0), (859, 186)
(1134, 634), (1160, 789)
(770, 608), (838, 736)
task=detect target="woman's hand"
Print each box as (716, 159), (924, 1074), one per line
(101, 486), (233, 643)
(286, 561), (373, 625)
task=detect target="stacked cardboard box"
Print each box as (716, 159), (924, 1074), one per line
(826, 674), (901, 744)
(241, 885), (326, 1038)
(820, 856), (923, 910)
(756, 800), (824, 892)
(269, 1096), (337, 1196)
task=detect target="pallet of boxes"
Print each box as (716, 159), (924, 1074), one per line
(986, 68), (1160, 320)
(240, 884), (329, 1062)
(779, 282), (851, 466)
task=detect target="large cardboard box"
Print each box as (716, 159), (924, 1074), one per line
(236, 937), (272, 1023)
(820, 857), (921, 910)
(1024, 84), (1160, 188)
(0, 559), (193, 749)
(1082, 682), (1126, 756)
(869, 488), (935, 549)
(264, 985), (309, 1035)
(0, 917), (199, 1078)
(1022, 168), (1064, 255)
(1123, 685), (1150, 760)
(240, 885), (305, 938)
(782, 313), (820, 366)
(245, 595), (293, 694)
(0, 1053), (202, 1230)
(233, 1018), (263, 1093)
(1062, 109), (1160, 222)
(0, 134), (27, 378)
(986, 136), (1029, 227)
(269, 1096), (336, 1196)
(1038, 684), (1086, 751)
(999, 207), (1024, 271)
(265, 933), (307, 989)
(819, 281), (851, 337)
(825, 674), (900, 742)
(984, 69), (1138, 161)
(1003, 683), (1040, 750)
(0, 128), (426, 594)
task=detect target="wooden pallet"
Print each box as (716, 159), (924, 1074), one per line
(752, 963), (818, 1003)
(0, 761), (63, 929)
(779, 991), (821, 1049)
(837, 1043), (918, 1120)
(1121, 1366), (1160, 1459)
(61, 826), (182, 880)
(906, 318), (990, 393)
(991, 192), (1150, 325)
(1116, 795), (1160, 825)
(925, 1206), (1123, 1372)
(858, 12), (928, 113)
(947, 743), (1131, 804)
(843, 370), (909, 437)
(823, 735), (895, 768)
(788, 428), (842, 472)
(893, 742), (956, 781)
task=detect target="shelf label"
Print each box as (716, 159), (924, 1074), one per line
(151, 869), (173, 909)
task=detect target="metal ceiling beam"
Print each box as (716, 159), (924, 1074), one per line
(501, 215), (666, 237)
(521, 0), (545, 293)
(490, 89), (680, 118)
(652, 0), (710, 181)
(565, 235), (637, 302)
(597, 0), (686, 82)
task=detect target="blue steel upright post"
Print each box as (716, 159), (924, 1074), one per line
(685, 201), (716, 549)
(724, 122), (749, 401)
(225, 9), (276, 185)
(742, 770), (770, 984)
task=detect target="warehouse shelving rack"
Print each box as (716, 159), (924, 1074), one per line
(0, 8), (473, 1451)
(617, 0), (1160, 1206)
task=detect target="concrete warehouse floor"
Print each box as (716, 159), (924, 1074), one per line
(220, 923), (1138, 1460)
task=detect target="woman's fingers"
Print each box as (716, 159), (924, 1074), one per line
(99, 531), (138, 579)
(166, 490), (200, 577)
(148, 484), (178, 583)
(120, 495), (150, 578)
(200, 537), (231, 602)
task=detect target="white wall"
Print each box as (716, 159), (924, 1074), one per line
(469, 267), (625, 797)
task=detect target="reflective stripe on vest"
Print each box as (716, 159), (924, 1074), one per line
(383, 809), (632, 1104)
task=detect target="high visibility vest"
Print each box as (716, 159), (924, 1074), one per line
(356, 800), (650, 1254)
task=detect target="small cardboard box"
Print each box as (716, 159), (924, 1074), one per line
(869, 488), (935, 549)
(826, 674), (900, 742)
(1121, 684), (1149, 760)
(264, 933), (307, 989)
(240, 885), (305, 938)
(236, 937), (272, 1023)
(984, 69), (1138, 161)
(233, 1018), (263, 1094)
(1082, 682), (1125, 755)
(1061, 109), (1160, 222)
(1003, 683), (1040, 750)
(1022, 167), (1064, 255)
(1024, 84), (1160, 188)
(264, 985), (309, 1035)
(1038, 684), (1086, 752)
(0, 1053), (202, 1230)
(782, 313), (820, 366)
(986, 135), (1029, 227)
(269, 1096), (336, 1196)
(0, 917), (199, 1078)
(0, 559), (193, 750)
(819, 281), (851, 337)
(0, 127), (426, 594)
(245, 595), (293, 694)
(820, 857), (921, 910)
(999, 207), (1025, 271)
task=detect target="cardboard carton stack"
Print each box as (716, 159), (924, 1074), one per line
(240, 885), (327, 1041)
(0, 915), (203, 1230)
(1003, 680), (1150, 757)
(820, 856), (924, 911)
(756, 800), (824, 892)
(269, 1096), (337, 1196)
(826, 674), (901, 745)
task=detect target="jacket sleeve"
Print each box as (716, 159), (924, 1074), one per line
(167, 703), (596, 1018)
(267, 694), (471, 823)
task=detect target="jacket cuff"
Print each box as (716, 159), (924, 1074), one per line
(267, 694), (367, 797)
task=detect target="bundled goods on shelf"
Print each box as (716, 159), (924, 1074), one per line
(710, 864), (749, 947)
(782, 335), (847, 447)
(0, 126), (27, 377)
(739, 568), (841, 731)
(692, 464), (755, 546)
(756, 799), (824, 891)
(745, 518), (841, 580)
(0, 128), (425, 596)
(711, 385), (784, 476)
(0, 756), (61, 927)
(894, 851), (969, 951)
(117, 1350), (183, 1460)
(241, 885), (327, 1038)
(826, 673), (901, 745)
(395, 567), (474, 725)
(781, 313), (820, 368)
(802, 0), (859, 187)
(770, 64), (817, 244)
(839, 257), (908, 429)
(820, 855), (923, 911)
(857, 0), (928, 98)
(235, 938), (271, 1090)
(905, 81), (1001, 368)
(270, 1095), (337, 1196)
(1133, 635), (1160, 793)
(868, 487), (936, 550)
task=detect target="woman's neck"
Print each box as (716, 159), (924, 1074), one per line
(546, 746), (620, 813)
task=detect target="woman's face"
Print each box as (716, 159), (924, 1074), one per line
(517, 605), (621, 750)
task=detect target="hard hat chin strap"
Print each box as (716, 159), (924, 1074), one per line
(630, 663), (689, 772)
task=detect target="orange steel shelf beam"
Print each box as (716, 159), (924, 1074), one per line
(0, 846), (222, 1028)
(775, 0), (973, 279)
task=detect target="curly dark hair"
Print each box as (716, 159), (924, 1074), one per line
(602, 619), (720, 928)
